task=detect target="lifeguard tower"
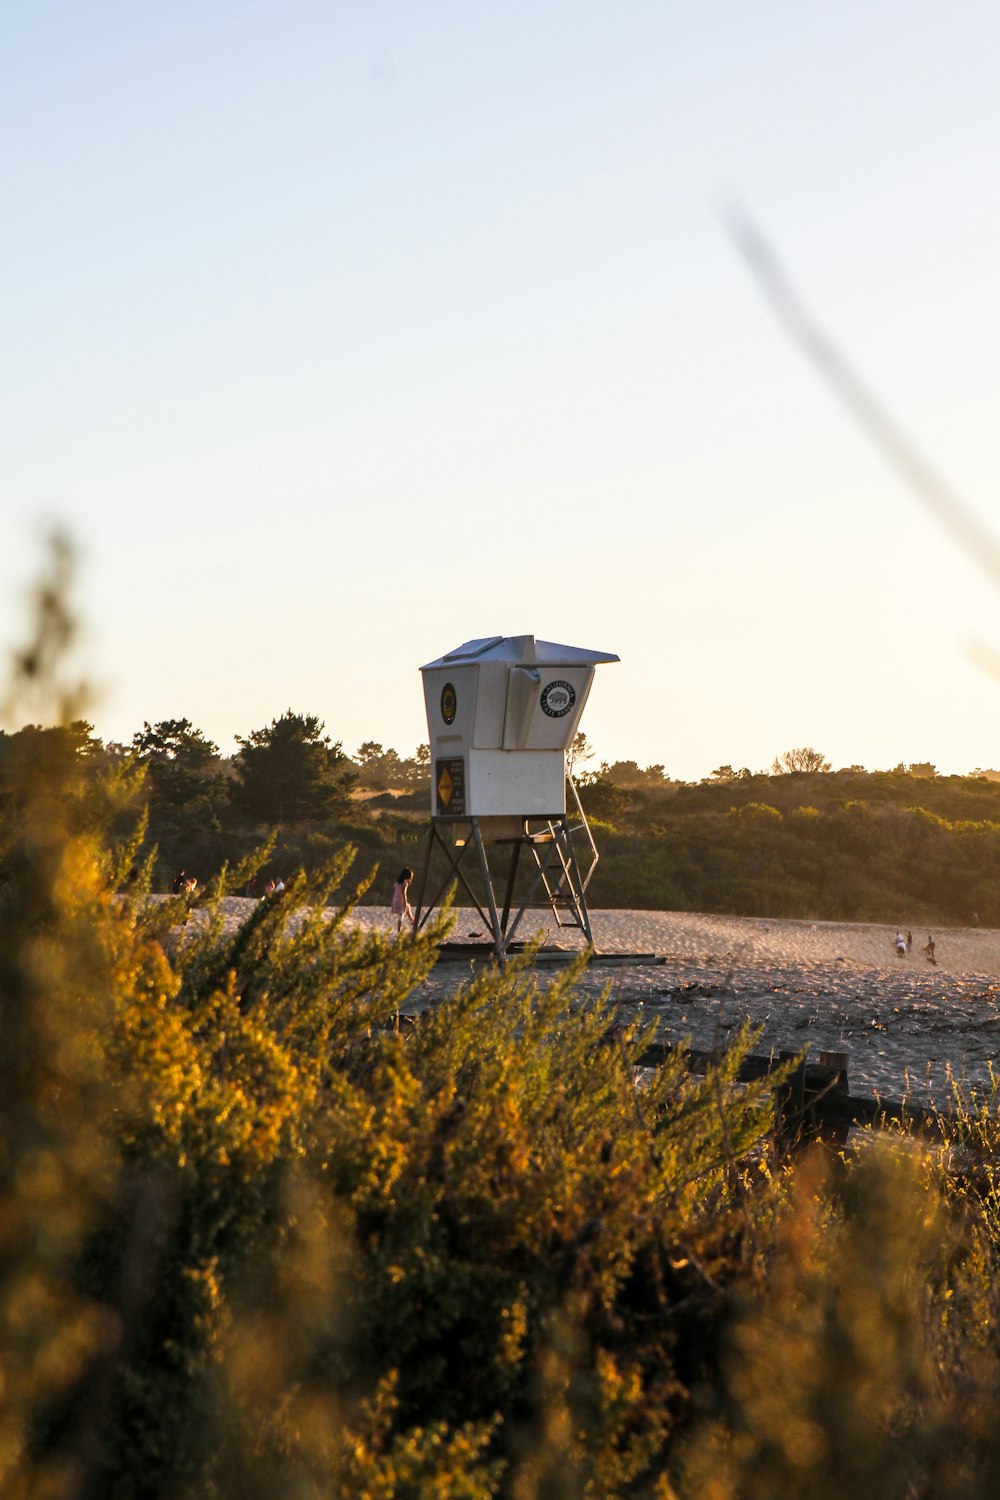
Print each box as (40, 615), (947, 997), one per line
(412, 634), (619, 958)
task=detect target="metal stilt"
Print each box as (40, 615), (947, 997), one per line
(413, 781), (601, 960)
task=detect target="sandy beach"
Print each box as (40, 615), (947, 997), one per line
(210, 900), (1000, 1108)
(364, 906), (1000, 1107)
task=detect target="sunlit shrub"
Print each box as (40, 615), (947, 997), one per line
(7, 542), (1000, 1499)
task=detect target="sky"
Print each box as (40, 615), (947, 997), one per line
(3, 1), (999, 779)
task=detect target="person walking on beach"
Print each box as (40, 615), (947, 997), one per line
(923, 934), (936, 963)
(906, 929), (913, 952)
(392, 867), (415, 934)
(895, 931), (907, 958)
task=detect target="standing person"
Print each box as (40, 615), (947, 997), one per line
(392, 867), (415, 934)
(923, 934), (936, 963)
(906, 930), (913, 952)
(895, 931), (907, 958)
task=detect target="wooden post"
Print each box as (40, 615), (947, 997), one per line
(816, 1050), (850, 1148)
(774, 1051), (806, 1154)
(774, 1049), (851, 1154)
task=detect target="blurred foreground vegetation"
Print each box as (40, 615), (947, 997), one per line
(5, 547), (1000, 1497)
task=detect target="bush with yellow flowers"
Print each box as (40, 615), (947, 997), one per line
(7, 542), (1000, 1500)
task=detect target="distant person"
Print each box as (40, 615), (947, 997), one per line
(923, 934), (936, 963)
(274, 877), (286, 896)
(906, 929), (913, 952)
(972, 911), (980, 928)
(172, 869), (187, 894)
(392, 867), (415, 934)
(895, 931), (907, 958)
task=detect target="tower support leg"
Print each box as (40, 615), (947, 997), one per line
(412, 806), (600, 962)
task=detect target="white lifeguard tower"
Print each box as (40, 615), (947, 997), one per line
(412, 634), (619, 958)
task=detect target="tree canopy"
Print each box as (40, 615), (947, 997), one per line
(771, 746), (832, 774)
(231, 710), (357, 824)
(132, 717), (225, 811)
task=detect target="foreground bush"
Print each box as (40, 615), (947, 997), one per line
(10, 818), (783, 1496)
(0, 565), (772, 1494)
(5, 548), (1000, 1497)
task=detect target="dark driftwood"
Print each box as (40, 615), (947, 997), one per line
(434, 943), (664, 965)
(634, 1039), (948, 1144)
(387, 1011), (949, 1146)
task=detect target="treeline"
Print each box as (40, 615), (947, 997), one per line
(3, 719), (999, 923)
(581, 763), (1000, 926)
(0, 715), (431, 902)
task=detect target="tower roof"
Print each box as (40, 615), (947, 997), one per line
(420, 634), (619, 671)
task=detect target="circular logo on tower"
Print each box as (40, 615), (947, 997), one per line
(440, 682), (457, 725)
(540, 679), (576, 718)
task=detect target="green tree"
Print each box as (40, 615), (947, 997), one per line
(577, 773), (630, 824)
(567, 731), (595, 778)
(355, 740), (386, 770)
(231, 711), (357, 824)
(132, 718), (225, 812)
(0, 720), (103, 817)
(356, 743), (432, 793)
(354, 741), (404, 790)
(601, 759), (670, 789)
(398, 742), (431, 788)
(771, 747), (831, 774)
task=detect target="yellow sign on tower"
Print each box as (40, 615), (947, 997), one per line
(435, 757), (465, 816)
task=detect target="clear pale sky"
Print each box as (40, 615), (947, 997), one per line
(3, 2), (999, 779)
